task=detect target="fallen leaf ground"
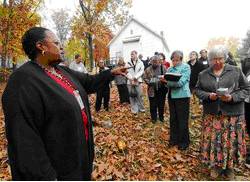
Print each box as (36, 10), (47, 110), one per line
(0, 82), (249, 180)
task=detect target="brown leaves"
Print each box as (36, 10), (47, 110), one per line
(89, 85), (204, 181)
(0, 83), (11, 181)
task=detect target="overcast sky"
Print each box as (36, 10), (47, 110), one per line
(42, 0), (250, 55)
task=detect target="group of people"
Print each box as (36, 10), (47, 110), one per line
(111, 48), (250, 179)
(1, 26), (250, 180)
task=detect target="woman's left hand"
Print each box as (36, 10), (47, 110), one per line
(160, 77), (167, 83)
(111, 66), (128, 75)
(219, 94), (232, 102)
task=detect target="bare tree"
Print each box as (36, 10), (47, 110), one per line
(51, 8), (72, 46)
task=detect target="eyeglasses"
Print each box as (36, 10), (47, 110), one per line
(44, 40), (61, 46)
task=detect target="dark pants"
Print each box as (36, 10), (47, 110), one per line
(149, 88), (167, 121)
(95, 89), (110, 111)
(117, 84), (130, 104)
(245, 102), (250, 136)
(168, 97), (190, 148)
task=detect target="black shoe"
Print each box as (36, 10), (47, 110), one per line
(178, 145), (188, 151)
(246, 154), (250, 164)
(168, 141), (177, 147)
(151, 119), (157, 124)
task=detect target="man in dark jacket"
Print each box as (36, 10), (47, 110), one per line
(188, 51), (204, 92)
(241, 53), (250, 165)
(225, 52), (237, 66)
(95, 59), (111, 111)
(198, 49), (209, 70)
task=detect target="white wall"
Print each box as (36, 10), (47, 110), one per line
(109, 20), (170, 63)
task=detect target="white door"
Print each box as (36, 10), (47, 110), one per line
(123, 41), (141, 63)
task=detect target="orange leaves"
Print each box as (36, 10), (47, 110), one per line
(0, 83), (11, 181)
(0, 0), (41, 62)
(89, 85), (203, 180)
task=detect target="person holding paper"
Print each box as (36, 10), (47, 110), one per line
(143, 55), (168, 123)
(195, 46), (250, 180)
(165, 50), (191, 151)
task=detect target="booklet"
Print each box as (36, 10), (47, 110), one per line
(164, 73), (182, 81)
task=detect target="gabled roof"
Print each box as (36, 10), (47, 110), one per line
(108, 17), (170, 52)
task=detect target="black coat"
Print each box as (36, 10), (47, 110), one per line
(2, 61), (113, 180)
(198, 57), (209, 70)
(187, 60), (204, 91)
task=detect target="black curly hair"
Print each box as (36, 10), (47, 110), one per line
(21, 27), (49, 60)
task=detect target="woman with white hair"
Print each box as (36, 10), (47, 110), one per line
(195, 46), (250, 179)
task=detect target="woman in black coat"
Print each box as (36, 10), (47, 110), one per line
(1, 27), (126, 180)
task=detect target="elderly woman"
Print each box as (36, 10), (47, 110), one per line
(114, 57), (130, 104)
(143, 55), (168, 123)
(1, 27), (126, 180)
(195, 46), (249, 179)
(165, 50), (191, 150)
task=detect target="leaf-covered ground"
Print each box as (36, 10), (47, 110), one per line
(0, 82), (250, 180)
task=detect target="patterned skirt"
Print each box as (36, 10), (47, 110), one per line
(201, 114), (246, 169)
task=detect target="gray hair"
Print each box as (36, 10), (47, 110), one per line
(208, 46), (228, 62)
(171, 50), (183, 61)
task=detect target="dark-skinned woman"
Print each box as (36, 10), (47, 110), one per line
(1, 27), (127, 180)
(195, 46), (249, 180)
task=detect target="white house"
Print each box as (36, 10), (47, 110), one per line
(108, 17), (170, 63)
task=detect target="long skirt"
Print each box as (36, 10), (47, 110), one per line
(201, 114), (246, 169)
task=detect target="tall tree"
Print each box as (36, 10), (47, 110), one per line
(51, 8), (71, 46)
(64, 37), (88, 63)
(0, 0), (41, 68)
(72, 0), (132, 71)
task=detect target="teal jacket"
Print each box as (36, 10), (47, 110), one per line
(167, 63), (191, 99)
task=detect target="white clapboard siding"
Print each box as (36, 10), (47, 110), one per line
(108, 17), (170, 63)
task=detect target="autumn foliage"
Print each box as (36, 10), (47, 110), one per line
(0, 0), (41, 67)
(1, 83), (250, 180)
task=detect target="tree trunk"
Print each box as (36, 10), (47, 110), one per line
(87, 32), (94, 72)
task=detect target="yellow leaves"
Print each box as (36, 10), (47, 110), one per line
(117, 140), (126, 151)
(0, 0), (41, 61)
(207, 36), (240, 56)
(95, 0), (109, 14)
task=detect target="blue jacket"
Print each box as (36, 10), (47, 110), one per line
(167, 63), (191, 98)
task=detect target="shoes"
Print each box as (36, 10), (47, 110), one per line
(246, 153), (250, 164)
(178, 145), (188, 151)
(210, 167), (221, 179)
(224, 168), (235, 180)
(139, 109), (145, 113)
(151, 119), (157, 124)
(168, 141), (177, 147)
